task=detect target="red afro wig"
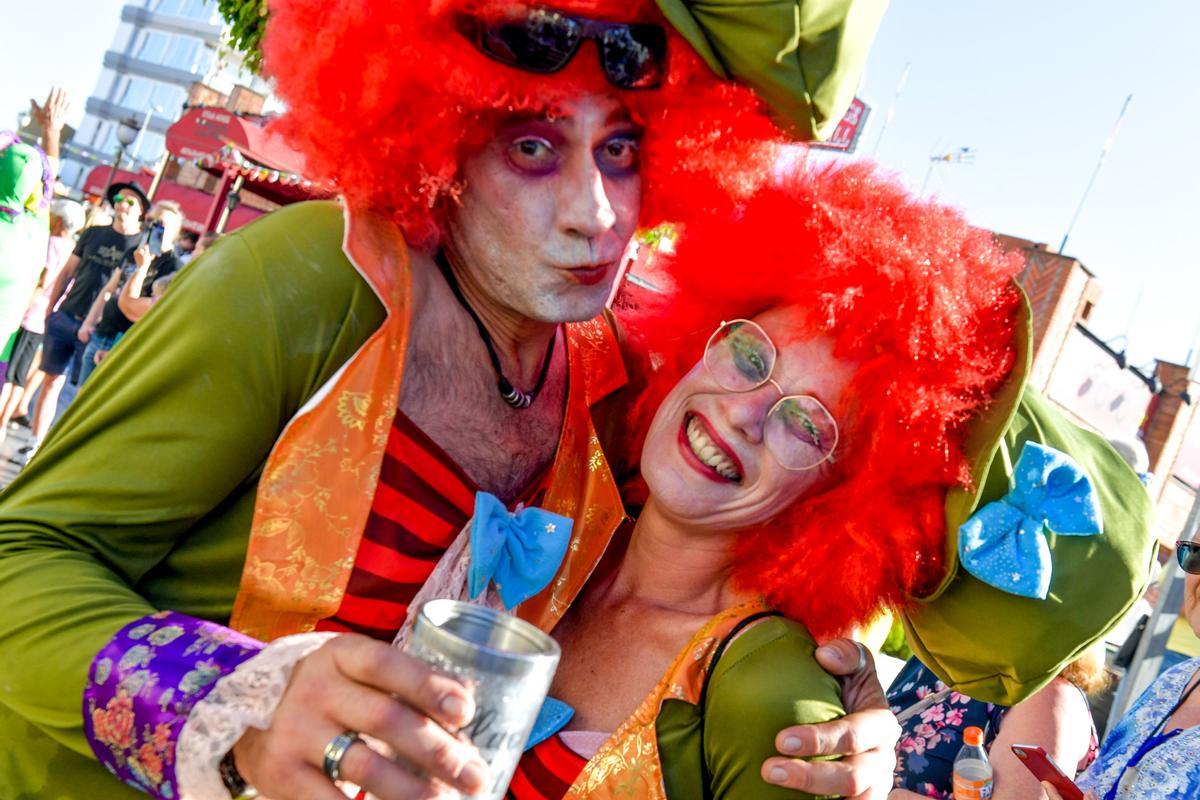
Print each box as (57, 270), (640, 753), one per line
(618, 157), (1024, 640)
(264, 0), (785, 250)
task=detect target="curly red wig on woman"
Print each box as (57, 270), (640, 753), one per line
(620, 158), (1025, 640)
(263, 0), (784, 249)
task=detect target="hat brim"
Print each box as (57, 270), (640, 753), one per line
(903, 288), (1158, 705)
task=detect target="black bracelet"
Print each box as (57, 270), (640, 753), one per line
(219, 750), (253, 798)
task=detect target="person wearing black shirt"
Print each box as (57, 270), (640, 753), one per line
(76, 201), (183, 386)
(28, 182), (146, 448)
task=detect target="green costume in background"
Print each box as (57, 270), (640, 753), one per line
(0, 135), (51, 361)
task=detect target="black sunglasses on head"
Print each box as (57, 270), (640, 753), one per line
(456, 8), (667, 90)
(1179, 540), (1200, 575)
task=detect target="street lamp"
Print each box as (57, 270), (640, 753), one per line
(104, 117), (142, 194)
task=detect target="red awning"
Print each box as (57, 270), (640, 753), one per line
(165, 108), (327, 206)
(166, 107), (305, 171)
(82, 167), (265, 233)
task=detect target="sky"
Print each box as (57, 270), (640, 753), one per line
(847, 0), (1200, 370)
(5, 1), (1198, 368)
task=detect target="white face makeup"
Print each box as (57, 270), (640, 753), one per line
(447, 93), (642, 325)
(641, 307), (859, 534)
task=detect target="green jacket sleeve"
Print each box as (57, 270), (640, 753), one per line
(704, 617), (847, 800)
(0, 201), (384, 758)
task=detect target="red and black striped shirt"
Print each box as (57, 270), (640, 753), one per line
(316, 411), (477, 639)
(508, 735), (588, 799)
(316, 411), (548, 641)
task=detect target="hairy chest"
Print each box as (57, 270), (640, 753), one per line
(398, 337), (567, 503)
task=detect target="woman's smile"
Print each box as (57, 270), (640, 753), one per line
(680, 412), (744, 483)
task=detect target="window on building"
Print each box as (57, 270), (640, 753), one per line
(91, 120), (113, 151)
(153, 0), (218, 22)
(133, 131), (167, 165)
(196, 44), (217, 76)
(136, 30), (171, 64)
(164, 36), (202, 72)
(150, 83), (187, 115)
(182, 0), (219, 22)
(97, 126), (120, 157)
(117, 77), (155, 112)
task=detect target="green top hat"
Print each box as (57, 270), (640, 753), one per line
(902, 292), (1158, 705)
(655, 0), (889, 140)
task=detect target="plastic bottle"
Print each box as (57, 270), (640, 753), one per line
(952, 726), (994, 799)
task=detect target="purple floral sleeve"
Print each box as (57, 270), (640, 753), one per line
(83, 610), (263, 798)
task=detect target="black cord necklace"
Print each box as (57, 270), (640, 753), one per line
(436, 250), (558, 410)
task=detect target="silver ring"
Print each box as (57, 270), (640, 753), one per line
(322, 730), (360, 782)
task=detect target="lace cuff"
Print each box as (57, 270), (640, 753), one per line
(175, 632), (338, 799)
(83, 611), (264, 799)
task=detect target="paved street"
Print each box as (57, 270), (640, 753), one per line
(0, 381), (76, 492)
(0, 421), (35, 489)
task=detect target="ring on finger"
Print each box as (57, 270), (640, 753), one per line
(323, 730), (361, 782)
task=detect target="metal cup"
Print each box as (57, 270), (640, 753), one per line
(405, 599), (561, 800)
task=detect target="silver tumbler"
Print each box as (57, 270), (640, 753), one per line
(405, 599), (561, 800)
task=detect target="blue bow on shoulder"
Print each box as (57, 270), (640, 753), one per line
(959, 442), (1103, 600)
(469, 492), (573, 610)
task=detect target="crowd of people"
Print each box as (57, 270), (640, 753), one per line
(0, 2), (1194, 800)
(0, 97), (213, 463)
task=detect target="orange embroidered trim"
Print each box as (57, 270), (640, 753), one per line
(563, 600), (769, 799)
(230, 205), (412, 641)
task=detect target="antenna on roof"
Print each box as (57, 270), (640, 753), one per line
(1057, 93), (1133, 256)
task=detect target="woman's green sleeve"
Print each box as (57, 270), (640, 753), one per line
(704, 617), (847, 800)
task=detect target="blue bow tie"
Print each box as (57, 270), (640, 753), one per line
(959, 442), (1103, 600)
(469, 492), (573, 610)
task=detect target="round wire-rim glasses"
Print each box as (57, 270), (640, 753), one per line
(702, 319), (840, 471)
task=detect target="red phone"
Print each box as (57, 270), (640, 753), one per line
(1011, 744), (1085, 800)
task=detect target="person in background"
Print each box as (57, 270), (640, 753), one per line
(888, 647), (1106, 799)
(175, 229), (200, 264)
(76, 200), (184, 386)
(194, 231), (219, 257)
(81, 199), (113, 231)
(0, 198), (85, 438)
(1042, 535), (1200, 800)
(0, 133), (54, 385)
(93, 251), (190, 368)
(116, 227), (210, 327)
(25, 181), (147, 451)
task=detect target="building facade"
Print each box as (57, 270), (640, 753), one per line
(997, 234), (1197, 547)
(59, 0), (272, 191)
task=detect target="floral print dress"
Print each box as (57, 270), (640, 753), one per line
(1076, 657), (1200, 800)
(887, 658), (1008, 799)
